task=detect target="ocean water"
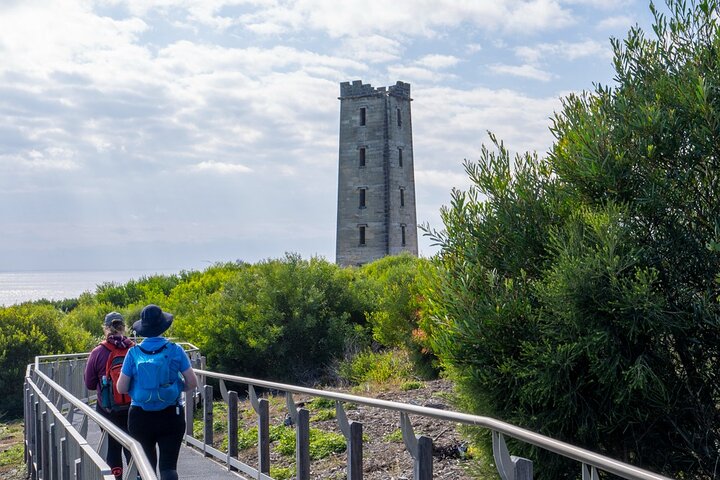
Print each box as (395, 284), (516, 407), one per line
(0, 270), (178, 306)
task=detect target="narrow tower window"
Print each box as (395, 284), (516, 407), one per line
(359, 188), (366, 208)
(359, 147), (366, 167)
(400, 187), (405, 207)
(359, 225), (366, 245)
(359, 107), (366, 126)
(398, 148), (403, 167)
(401, 224), (406, 246)
(397, 108), (402, 127)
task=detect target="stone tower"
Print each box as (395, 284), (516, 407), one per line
(335, 80), (419, 267)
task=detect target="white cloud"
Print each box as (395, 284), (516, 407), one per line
(561, 0), (625, 9)
(466, 43), (483, 54)
(237, 0), (575, 38)
(413, 86), (561, 167)
(186, 161), (253, 174)
(339, 35), (403, 63)
(490, 64), (553, 81)
(416, 169), (471, 190)
(387, 65), (452, 83)
(515, 40), (608, 63)
(416, 54), (460, 70)
(0, 1), (149, 79)
(0, 148), (81, 172)
(597, 15), (635, 30)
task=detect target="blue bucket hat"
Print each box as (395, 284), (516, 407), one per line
(133, 304), (173, 337)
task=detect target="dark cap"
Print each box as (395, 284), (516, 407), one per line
(104, 311), (125, 327)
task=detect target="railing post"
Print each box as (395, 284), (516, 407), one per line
(415, 435), (433, 480)
(50, 422), (58, 480)
(41, 410), (49, 480)
(33, 400), (41, 473)
(185, 390), (194, 439)
(28, 396), (37, 480)
(203, 384), (213, 456)
(227, 390), (238, 471)
(400, 413), (432, 480)
(249, 385), (271, 475)
(583, 463), (599, 480)
(24, 384), (30, 467)
(258, 398), (270, 475)
(336, 400), (363, 480)
(296, 408), (310, 480)
(515, 458), (533, 479)
(493, 430), (533, 480)
(74, 458), (82, 480)
(347, 421), (363, 480)
(60, 436), (70, 480)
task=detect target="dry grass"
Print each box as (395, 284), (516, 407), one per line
(0, 419), (26, 480)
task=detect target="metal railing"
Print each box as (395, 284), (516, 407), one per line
(24, 346), (676, 480)
(24, 365), (158, 480)
(24, 343), (201, 480)
(187, 357), (675, 480)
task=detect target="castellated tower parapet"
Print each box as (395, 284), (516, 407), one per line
(335, 80), (419, 267)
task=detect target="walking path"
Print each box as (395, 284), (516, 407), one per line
(84, 417), (245, 480)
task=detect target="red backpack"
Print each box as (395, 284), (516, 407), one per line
(98, 340), (134, 413)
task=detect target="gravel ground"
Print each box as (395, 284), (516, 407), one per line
(227, 379), (493, 480)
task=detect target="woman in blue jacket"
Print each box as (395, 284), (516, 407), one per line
(117, 304), (198, 480)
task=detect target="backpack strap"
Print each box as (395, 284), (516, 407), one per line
(137, 340), (169, 355)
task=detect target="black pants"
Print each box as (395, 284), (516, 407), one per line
(97, 407), (130, 475)
(128, 405), (185, 480)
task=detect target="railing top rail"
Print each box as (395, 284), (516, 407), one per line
(30, 366), (159, 480)
(35, 337), (200, 365)
(195, 368), (674, 480)
(34, 341), (199, 368)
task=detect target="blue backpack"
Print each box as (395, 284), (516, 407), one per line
(131, 341), (182, 411)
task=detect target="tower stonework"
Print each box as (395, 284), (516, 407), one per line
(336, 80), (419, 267)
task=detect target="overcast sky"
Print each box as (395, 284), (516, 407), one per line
(0, 0), (660, 272)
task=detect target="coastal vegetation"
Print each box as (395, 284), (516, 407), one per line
(0, 253), (431, 418)
(2, 1), (719, 478)
(423, 1), (720, 477)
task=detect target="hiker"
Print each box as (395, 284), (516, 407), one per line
(117, 304), (198, 480)
(83, 311), (135, 480)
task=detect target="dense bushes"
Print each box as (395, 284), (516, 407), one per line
(1, 254), (431, 416)
(424, 1), (720, 478)
(0, 305), (83, 416)
(172, 254), (366, 382)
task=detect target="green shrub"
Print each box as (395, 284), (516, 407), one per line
(270, 466), (294, 480)
(400, 381), (423, 391)
(269, 424), (290, 442)
(0, 443), (23, 467)
(213, 419), (224, 433)
(276, 428), (346, 459)
(172, 255), (368, 384)
(0, 304), (69, 417)
(357, 255), (438, 378)
(384, 429), (403, 443)
(310, 409), (335, 422)
(238, 427), (258, 450)
(307, 397), (335, 410)
(338, 349), (415, 385)
(423, 1), (720, 477)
